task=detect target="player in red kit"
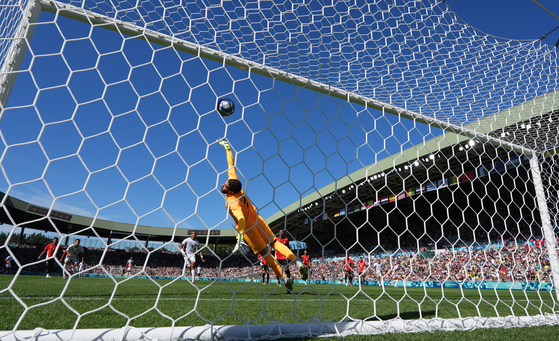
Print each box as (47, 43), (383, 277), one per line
(38, 237), (59, 279)
(258, 253), (270, 284)
(342, 256), (354, 286)
(357, 257), (367, 286)
(274, 230), (291, 279)
(301, 250), (311, 284)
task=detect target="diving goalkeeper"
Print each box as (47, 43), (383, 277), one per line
(218, 138), (308, 292)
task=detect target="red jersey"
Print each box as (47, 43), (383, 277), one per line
(275, 237), (289, 260)
(258, 254), (267, 266)
(358, 261), (366, 273)
(343, 257), (354, 271)
(44, 243), (57, 257)
(301, 254), (311, 267)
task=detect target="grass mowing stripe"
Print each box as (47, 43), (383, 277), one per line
(1, 275), (556, 331)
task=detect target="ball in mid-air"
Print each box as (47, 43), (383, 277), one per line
(217, 98), (235, 117)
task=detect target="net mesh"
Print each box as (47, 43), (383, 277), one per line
(0, 0), (558, 340)
(49, 0), (559, 127)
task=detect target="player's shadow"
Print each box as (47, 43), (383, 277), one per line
(357, 310), (436, 321)
(267, 311), (438, 341)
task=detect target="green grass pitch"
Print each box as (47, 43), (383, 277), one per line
(0, 275), (557, 340)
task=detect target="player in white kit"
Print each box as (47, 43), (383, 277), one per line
(61, 239), (84, 279)
(126, 257), (133, 277)
(5, 255), (12, 269)
(182, 231), (205, 284)
(372, 260), (382, 280)
(78, 260), (85, 279)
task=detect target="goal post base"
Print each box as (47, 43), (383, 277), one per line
(2, 315), (558, 340)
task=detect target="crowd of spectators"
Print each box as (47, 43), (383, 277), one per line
(1, 235), (554, 285)
(4, 173), (552, 285)
(1, 194), (553, 284)
(307, 241), (552, 283)
(0, 243), (262, 280)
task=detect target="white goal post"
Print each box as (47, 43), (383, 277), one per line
(1, 0), (559, 340)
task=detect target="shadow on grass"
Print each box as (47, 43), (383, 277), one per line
(363, 310), (437, 321)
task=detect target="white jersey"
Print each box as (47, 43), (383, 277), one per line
(66, 245), (84, 258)
(79, 262), (84, 271)
(127, 259), (133, 269)
(182, 237), (201, 256)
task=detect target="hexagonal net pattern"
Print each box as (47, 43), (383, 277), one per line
(0, 0), (558, 340)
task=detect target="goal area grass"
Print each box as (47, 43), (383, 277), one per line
(1, 274), (556, 334)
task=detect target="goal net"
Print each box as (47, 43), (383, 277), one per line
(1, 0), (559, 340)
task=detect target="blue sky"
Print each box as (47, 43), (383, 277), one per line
(446, 0), (559, 43)
(0, 0), (557, 249)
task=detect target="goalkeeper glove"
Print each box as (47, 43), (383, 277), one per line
(217, 137), (231, 150)
(232, 234), (251, 255)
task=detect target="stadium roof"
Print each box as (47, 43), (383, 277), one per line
(266, 90), (559, 237)
(0, 192), (238, 245)
(1, 91), (557, 246)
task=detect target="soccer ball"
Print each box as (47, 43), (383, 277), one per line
(217, 98), (235, 117)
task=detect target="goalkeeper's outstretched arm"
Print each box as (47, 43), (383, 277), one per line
(218, 137), (246, 234)
(218, 138), (238, 180)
